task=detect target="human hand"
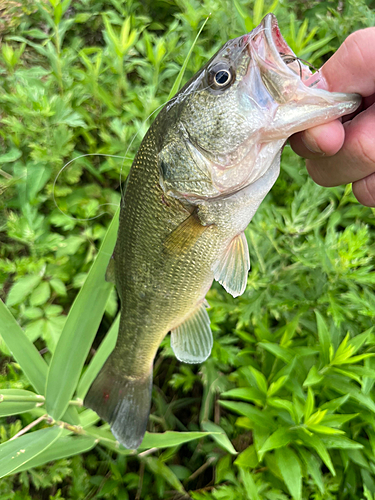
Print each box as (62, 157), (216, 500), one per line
(289, 28), (375, 206)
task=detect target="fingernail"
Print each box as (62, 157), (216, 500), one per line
(301, 132), (325, 155)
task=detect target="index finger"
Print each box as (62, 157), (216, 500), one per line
(319, 27), (375, 96)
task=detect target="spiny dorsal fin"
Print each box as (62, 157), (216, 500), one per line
(171, 302), (213, 364)
(212, 232), (250, 298)
(163, 211), (211, 256)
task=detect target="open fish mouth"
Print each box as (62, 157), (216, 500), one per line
(248, 13), (313, 86)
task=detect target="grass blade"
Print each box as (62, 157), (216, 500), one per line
(76, 314), (119, 401)
(139, 431), (214, 449)
(167, 16), (210, 101)
(201, 420), (237, 455)
(0, 426), (63, 478)
(12, 435), (96, 474)
(46, 208), (119, 420)
(0, 389), (45, 417)
(0, 299), (48, 395)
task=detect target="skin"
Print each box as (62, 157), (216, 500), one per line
(289, 28), (375, 207)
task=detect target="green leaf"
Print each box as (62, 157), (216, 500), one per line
(239, 468), (260, 500)
(12, 435), (96, 473)
(49, 278), (67, 297)
(144, 457), (185, 493)
(219, 401), (273, 429)
(303, 365), (324, 387)
(249, 366), (268, 394)
(139, 431), (213, 450)
(0, 426), (63, 478)
(76, 314), (119, 400)
(321, 435), (363, 449)
(0, 389), (45, 417)
(315, 311), (331, 365)
(46, 208), (119, 419)
(234, 444), (259, 468)
(201, 421), (237, 455)
(0, 299), (48, 395)
(6, 275), (42, 307)
(258, 342), (294, 363)
(298, 447), (324, 494)
(297, 431), (335, 475)
(167, 16), (209, 100)
(304, 387), (314, 421)
(259, 428), (291, 458)
(275, 447), (302, 500)
(307, 424), (345, 435)
(0, 148), (22, 163)
(221, 387), (265, 404)
(29, 281), (51, 307)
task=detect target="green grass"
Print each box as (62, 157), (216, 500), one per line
(1, 0), (375, 498)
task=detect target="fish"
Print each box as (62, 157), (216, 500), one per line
(84, 13), (360, 449)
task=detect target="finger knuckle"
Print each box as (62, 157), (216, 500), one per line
(353, 174), (375, 207)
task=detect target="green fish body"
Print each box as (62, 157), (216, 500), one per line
(85, 14), (360, 449)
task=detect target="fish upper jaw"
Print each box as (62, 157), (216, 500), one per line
(244, 13), (361, 139)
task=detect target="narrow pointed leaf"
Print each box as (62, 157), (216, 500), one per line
(275, 447), (302, 500)
(0, 426), (63, 478)
(76, 314), (119, 400)
(12, 435), (96, 473)
(167, 17), (209, 100)
(0, 299), (47, 395)
(315, 311), (330, 365)
(0, 389), (45, 417)
(139, 431), (214, 450)
(239, 468), (260, 500)
(201, 420), (237, 455)
(46, 209), (119, 419)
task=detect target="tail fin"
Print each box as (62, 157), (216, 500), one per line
(84, 359), (152, 449)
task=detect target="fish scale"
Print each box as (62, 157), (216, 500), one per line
(84, 13), (360, 449)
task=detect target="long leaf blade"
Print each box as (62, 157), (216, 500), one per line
(0, 426), (63, 478)
(167, 16), (209, 101)
(46, 208), (119, 419)
(76, 314), (119, 400)
(0, 389), (44, 417)
(12, 435), (96, 474)
(0, 299), (48, 395)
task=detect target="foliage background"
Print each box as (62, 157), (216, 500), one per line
(1, 0), (375, 498)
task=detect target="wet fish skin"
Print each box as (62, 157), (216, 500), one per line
(84, 14), (360, 449)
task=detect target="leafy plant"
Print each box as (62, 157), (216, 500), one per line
(1, 0), (375, 498)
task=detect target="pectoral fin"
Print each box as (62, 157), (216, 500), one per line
(163, 211), (211, 255)
(171, 302), (213, 364)
(212, 232), (250, 298)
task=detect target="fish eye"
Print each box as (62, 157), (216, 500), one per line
(208, 63), (234, 90)
(214, 69), (231, 86)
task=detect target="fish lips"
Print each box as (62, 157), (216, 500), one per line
(243, 13), (361, 135)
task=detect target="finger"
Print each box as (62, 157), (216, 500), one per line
(306, 103), (375, 186)
(319, 28), (375, 96)
(289, 120), (345, 158)
(352, 172), (375, 207)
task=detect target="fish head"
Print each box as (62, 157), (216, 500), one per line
(160, 14), (360, 198)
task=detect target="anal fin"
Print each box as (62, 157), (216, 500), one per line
(171, 302), (213, 364)
(212, 232), (250, 298)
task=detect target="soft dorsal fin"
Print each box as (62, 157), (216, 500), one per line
(212, 232), (250, 298)
(171, 302), (213, 364)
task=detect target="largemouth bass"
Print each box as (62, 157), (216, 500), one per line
(85, 14), (360, 449)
